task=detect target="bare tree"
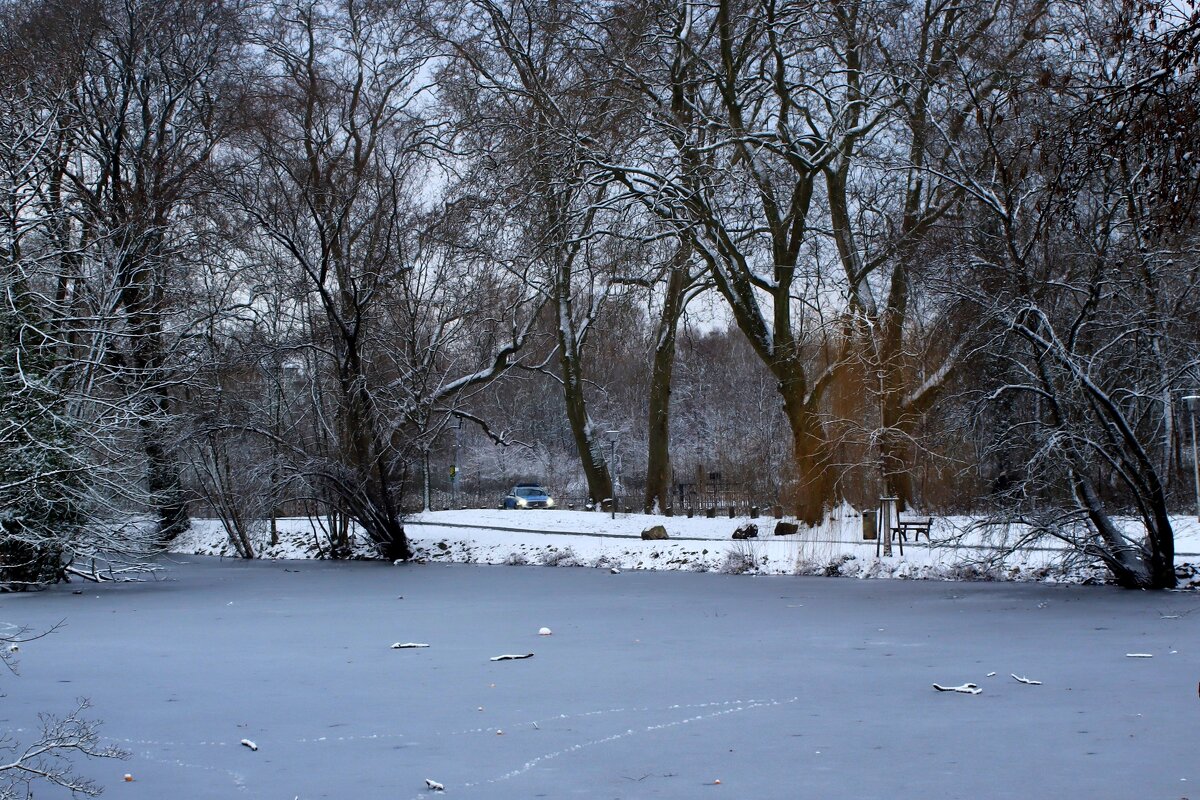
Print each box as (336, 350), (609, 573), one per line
(214, 0), (547, 557)
(54, 0), (247, 541)
(946, 1), (1199, 587)
(225, 0), (434, 558)
(1, 0), (173, 586)
(436, 0), (641, 505)
(591, 0), (904, 522)
(825, 0), (1049, 509)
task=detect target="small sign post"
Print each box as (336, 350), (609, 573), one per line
(877, 496), (898, 557)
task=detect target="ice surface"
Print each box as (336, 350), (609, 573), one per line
(4, 559), (1199, 798)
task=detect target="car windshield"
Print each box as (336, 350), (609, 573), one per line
(515, 487), (546, 497)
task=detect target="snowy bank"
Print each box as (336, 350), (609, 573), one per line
(169, 507), (1200, 587)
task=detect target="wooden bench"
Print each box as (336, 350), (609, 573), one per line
(892, 517), (933, 543)
(875, 512), (935, 557)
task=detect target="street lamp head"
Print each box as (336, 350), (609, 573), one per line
(604, 430), (620, 442)
(1184, 395), (1200, 412)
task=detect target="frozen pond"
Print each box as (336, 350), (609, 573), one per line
(4, 558), (1199, 799)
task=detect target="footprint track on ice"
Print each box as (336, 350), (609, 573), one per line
(135, 750), (249, 793)
(416, 695), (802, 799)
(111, 695), (799, 797)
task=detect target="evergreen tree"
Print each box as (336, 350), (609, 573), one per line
(0, 281), (84, 588)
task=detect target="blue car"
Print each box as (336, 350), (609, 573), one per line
(502, 484), (555, 509)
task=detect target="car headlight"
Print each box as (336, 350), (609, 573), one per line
(546, 497), (555, 507)
(516, 498), (527, 508)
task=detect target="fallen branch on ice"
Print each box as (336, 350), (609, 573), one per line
(490, 653), (534, 661)
(1011, 674), (1042, 685)
(932, 683), (981, 694)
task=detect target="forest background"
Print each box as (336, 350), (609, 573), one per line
(2, 0), (1198, 588)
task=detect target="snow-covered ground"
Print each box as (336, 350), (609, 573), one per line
(170, 506), (1200, 587)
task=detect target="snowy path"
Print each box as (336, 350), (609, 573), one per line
(407, 517), (1179, 553)
(172, 510), (1200, 584)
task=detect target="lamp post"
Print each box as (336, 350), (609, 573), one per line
(605, 430), (620, 520)
(1185, 395), (1200, 524)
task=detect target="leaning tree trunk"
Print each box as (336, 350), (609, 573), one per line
(560, 344), (612, 505)
(644, 265), (687, 513)
(554, 246), (612, 505)
(1072, 472), (1169, 589)
(1033, 339), (1176, 589)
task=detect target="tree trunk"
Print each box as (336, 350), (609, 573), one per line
(643, 264), (687, 513)
(422, 449), (431, 512)
(332, 357), (410, 561)
(779, 372), (833, 525)
(119, 237), (187, 543)
(1072, 472), (1173, 589)
(877, 234), (915, 511)
(143, 411), (189, 540)
(879, 363), (916, 511)
(560, 344), (612, 504)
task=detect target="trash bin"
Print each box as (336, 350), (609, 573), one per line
(862, 509), (878, 540)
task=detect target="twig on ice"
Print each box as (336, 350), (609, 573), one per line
(932, 683), (981, 694)
(1125, 653), (1153, 658)
(390, 642), (430, 649)
(1011, 674), (1042, 685)
(490, 653), (534, 661)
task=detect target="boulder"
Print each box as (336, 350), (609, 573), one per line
(774, 521), (799, 537)
(641, 525), (669, 540)
(732, 523), (759, 540)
